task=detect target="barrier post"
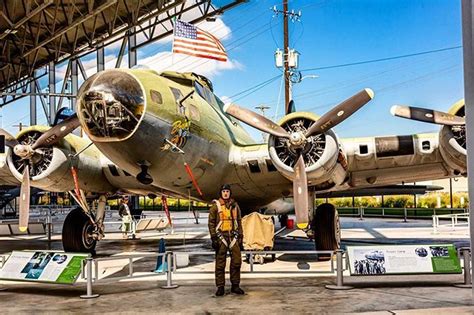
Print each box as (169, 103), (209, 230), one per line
(249, 252), (254, 272)
(80, 257), (99, 299)
(325, 250), (353, 290)
(359, 207), (363, 220)
(161, 252), (178, 289)
(454, 247), (472, 288)
(46, 207), (52, 242)
(403, 207), (407, 222)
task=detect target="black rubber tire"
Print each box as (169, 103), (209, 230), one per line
(62, 207), (97, 253)
(312, 203), (341, 261)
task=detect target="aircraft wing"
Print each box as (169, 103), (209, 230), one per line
(339, 132), (462, 190)
(316, 184), (443, 198)
(0, 153), (20, 186)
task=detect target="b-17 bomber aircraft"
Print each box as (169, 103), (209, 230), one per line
(0, 69), (466, 255)
(73, 69), (467, 252)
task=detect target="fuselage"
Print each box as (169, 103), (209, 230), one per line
(76, 69), (291, 209)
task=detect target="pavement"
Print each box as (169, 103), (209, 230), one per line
(0, 212), (473, 314)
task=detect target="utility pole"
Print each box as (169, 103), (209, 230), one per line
(13, 123), (27, 131)
(273, 4), (301, 115)
(283, 0), (290, 114)
(255, 104), (271, 142)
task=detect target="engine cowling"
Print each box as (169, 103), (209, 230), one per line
(438, 100), (467, 176)
(268, 112), (347, 189)
(7, 128), (114, 193)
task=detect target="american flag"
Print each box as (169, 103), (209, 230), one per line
(172, 19), (228, 62)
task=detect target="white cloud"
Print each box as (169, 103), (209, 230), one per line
(219, 95), (233, 105)
(196, 18), (232, 41)
(104, 16), (231, 52)
(137, 51), (241, 79)
(56, 17), (237, 82)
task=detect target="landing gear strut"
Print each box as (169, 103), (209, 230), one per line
(312, 203), (341, 261)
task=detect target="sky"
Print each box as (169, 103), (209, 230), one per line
(0, 0), (465, 142)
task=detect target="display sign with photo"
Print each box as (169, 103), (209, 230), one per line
(347, 244), (461, 275)
(0, 251), (88, 284)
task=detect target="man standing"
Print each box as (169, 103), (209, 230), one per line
(119, 196), (132, 239)
(208, 184), (245, 296)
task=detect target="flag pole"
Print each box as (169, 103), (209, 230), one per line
(171, 18), (176, 67)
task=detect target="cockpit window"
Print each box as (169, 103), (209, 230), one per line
(169, 87), (184, 103)
(194, 81), (221, 110)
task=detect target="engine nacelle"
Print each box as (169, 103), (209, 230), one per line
(7, 128), (114, 193)
(268, 112), (347, 189)
(438, 100), (467, 176)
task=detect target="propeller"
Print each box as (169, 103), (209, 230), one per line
(224, 89), (375, 228)
(32, 114), (80, 150)
(19, 166), (30, 232)
(305, 89), (374, 137)
(2, 114), (80, 232)
(390, 105), (465, 126)
(223, 103), (290, 138)
(293, 155), (308, 229)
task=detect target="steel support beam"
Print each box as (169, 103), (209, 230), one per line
(70, 59), (78, 111)
(97, 46), (105, 72)
(30, 72), (37, 126)
(115, 37), (127, 68)
(48, 61), (56, 125)
(128, 27), (137, 68)
(461, 0), (474, 296)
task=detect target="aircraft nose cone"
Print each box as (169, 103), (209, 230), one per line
(77, 70), (145, 142)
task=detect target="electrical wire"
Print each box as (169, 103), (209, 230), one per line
(300, 45), (462, 72)
(232, 75), (281, 102)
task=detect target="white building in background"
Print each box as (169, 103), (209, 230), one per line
(417, 177), (468, 194)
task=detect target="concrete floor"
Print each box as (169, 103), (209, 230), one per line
(1, 213), (473, 314)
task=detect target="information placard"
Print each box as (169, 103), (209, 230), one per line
(347, 244), (461, 275)
(0, 251), (88, 284)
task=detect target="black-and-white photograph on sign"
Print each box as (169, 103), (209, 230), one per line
(429, 246), (449, 257)
(352, 249), (386, 275)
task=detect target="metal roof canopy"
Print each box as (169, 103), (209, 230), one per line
(0, 0), (245, 107)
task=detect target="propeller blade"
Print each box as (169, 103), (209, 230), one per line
(390, 105), (465, 126)
(0, 128), (19, 148)
(223, 103), (290, 139)
(19, 166), (30, 232)
(305, 88), (374, 137)
(31, 114), (80, 150)
(293, 155), (309, 229)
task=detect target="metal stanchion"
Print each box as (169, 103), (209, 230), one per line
(46, 208), (52, 242)
(249, 252), (254, 272)
(325, 250), (353, 290)
(403, 207), (408, 222)
(161, 252), (178, 289)
(80, 257), (99, 299)
(454, 247), (472, 288)
(359, 207), (363, 220)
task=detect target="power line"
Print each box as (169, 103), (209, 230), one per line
(231, 75), (281, 102)
(242, 45), (461, 106)
(300, 45), (462, 72)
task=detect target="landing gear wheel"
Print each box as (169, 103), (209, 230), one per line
(312, 203), (341, 261)
(62, 207), (97, 254)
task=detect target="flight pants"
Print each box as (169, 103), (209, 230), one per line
(215, 234), (242, 287)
